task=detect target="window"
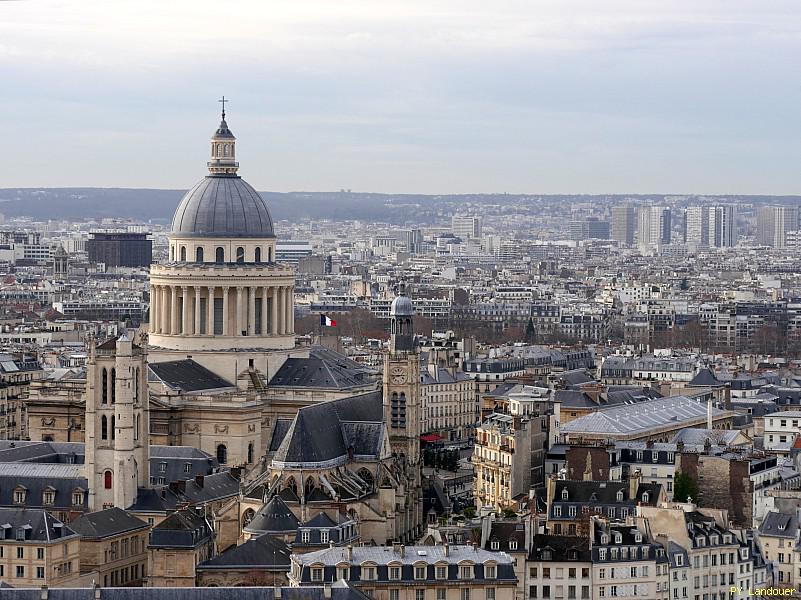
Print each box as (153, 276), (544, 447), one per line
(15, 566), (23, 578)
(510, 540), (518, 550)
(101, 415), (108, 440)
(36, 567), (44, 579)
(363, 566), (376, 581)
(236, 247), (245, 263)
(436, 566), (447, 579)
(311, 568), (323, 582)
(486, 588), (496, 600)
(17, 546), (24, 557)
(461, 590), (471, 600)
(217, 444), (227, 464)
(390, 590), (400, 600)
(196, 247), (204, 262)
(437, 590), (446, 600)
(389, 566), (401, 580)
(491, 540), (499, 550)
(255, 247), (262, 263)
(321, 530), (329, 544)
(215, 247), (224, 263)
(301, 530), (310, 544)
(184, 463), (192, 474)
(14, 489), (26, 505)
(180, 246), (186, 261)
(417, 590), (426, 600)
(338, 567), (349, 581)
(486, 565), (496, 579)
(37, 548), (44, 560)
(415, 566), (426, 580)
(460, 565), (473, 579)
(104, 471), (113, 489)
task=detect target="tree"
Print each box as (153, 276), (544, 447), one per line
(501, 507), (517, 519)
(463, 506), (476, 519)
(673, 472), (699, 503)
(525, 318), (536, 342)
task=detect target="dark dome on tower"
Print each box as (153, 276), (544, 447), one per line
(171, 177), (275, 238)
(170, 110), (275, 239)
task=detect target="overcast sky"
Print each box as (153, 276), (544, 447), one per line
(1, 0), (800, 194)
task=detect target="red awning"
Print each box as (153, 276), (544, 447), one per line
(420, 434), (443, 442)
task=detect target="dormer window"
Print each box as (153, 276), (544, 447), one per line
(541, 549), (552, 560)
(72, 491), (83, 507)
(711, 535), (719, 545)
(301, 530), (310, 544)
(16, 527), (25, 541)
(491, 540), (499, 550)
(13, 487), (26, 505)
(321, 530), (329, 544)
(43, 489), (55, 505)
(613, 532), (622, 544)
(561, 488), (569, 500)
(675, 554), (683, 566)
(616, 490), (624, 502)
(641, 492), (649, 504)
(509, 540), (518, 551)
(634, 532), (642, 543)
(601, 534), (609, 545)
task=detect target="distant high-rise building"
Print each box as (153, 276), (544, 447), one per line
(611, 205), (636, 246)
(405, 229), (423, 254)
(757, 206), (799, 247)
(87, 231), (152, 267)
(451, 215), (482, 239)
(709, 205), (737, 247)
(637, 206), (671, 248)
(568, 217), (610, 241)
(684, 206), (709, 246)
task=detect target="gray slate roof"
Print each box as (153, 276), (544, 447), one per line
(149, 359), (235, 392)
(0, 508), (78, 542)
(70, 507), (148, 540)
(269, 346), (372, 389)
(171, 175), (275, 239)
(244, 495), (299, 535)
(197, 534), (291, 570)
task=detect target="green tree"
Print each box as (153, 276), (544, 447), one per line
(673, 472), (699, 503)
(463, 506), (476, 519)
(501, 507), (517, 519)
(525, 318), (536, 342)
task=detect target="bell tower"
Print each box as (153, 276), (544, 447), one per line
(85, 333), (150, 510)
(383, 284), (421, 461)
(207, 96), (239, 176)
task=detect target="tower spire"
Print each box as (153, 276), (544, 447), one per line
(219, 96), (228, 120)
(208, 99), (239, 176)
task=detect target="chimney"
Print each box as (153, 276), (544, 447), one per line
(195, 475), (205, 489)
(401, 545), (405, 558)
(274, 586), (282, 599)
(724, 383), (732, 411)
(169, 480), (186, 495)
(628, 470), (640, 502)
(444, 542), (449, 557)
(324, 583), (332, 599)
(347, 544), (353, 561)
(39, 586), (48, 600)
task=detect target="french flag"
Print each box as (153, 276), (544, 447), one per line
(320, 314), (337, 327)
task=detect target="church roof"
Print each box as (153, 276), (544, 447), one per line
(272, 391), (383, 468)
(244, 495), (299, 535)
(197, 533), (292, 570)
(149, 359), (235, 392)
(268, 346), (373, 389)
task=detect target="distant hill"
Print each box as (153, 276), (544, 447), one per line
(0, 188), (799, 225)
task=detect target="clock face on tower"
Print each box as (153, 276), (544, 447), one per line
(390, 366), (407, 384)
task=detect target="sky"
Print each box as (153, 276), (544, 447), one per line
(1, 0), (800, 194)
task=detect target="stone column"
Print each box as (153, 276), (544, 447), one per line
(286, 285), (293, 334)
(277, 286), (285, 335)
(150, 285), (158, 332)
(194, 287), (202, 335)
(271, 287), (278, 335)
(236, 287), (244, 336)
(181, 286), (191, 335)
(247, 287), (256, 336)
(222, 287), (230, 336)
(261, 287), (269, 335)
(159, 286), (168, 334)
(170, 286), (180, 335)
(207, 286), (215, 336)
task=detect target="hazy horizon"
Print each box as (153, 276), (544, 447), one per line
(2, 1), (800, 195)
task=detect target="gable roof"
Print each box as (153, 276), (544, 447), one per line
(268, 346), (373, 390)
(197, 534), (292, 570)
(149, 359), (235, 392)
(70, 507), (148, 539)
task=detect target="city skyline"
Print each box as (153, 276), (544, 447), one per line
(2, 1), (800, 194)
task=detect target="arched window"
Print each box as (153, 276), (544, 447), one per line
(236, 247), (245, 263)
(196, 247), (204, 263)
(101, 415), (108, 440)
(286, 477), (298, 496)
(247, 443), (254, 463)
(255, 247), (261, 263)
(243, 508), (256, 526)
(216, 143), (222, 156)
(111, 415), (115, 440)
(101, 368), (108, 404)
(134, 367), (140, 404)
(224, 144), (229, 157)
(110, 369), (116, 404)
(268, 247), (273, 262)
(215, 247), (224, 263)
(304, 477), (316, 497)
(180, 246), (187, 261)
(104, 471), (113, 489)
(170, 246), (174, 261)
(358, 468), (374, 489)
(216, 444), (227, 465)
(135, 414), (140, 441)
